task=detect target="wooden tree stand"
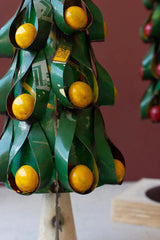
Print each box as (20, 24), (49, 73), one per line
(38, 193), (77, 240)
(112, 178), (160, 228)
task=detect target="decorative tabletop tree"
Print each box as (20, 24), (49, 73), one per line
(140, 0), (160, 122)
(140, 0), (160, 203)
(0, 0), (125, 238)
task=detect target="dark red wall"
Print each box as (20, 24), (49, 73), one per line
(0, 1), (158, 180)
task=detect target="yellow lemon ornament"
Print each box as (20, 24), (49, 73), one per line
(15, 165), (39, 193)
(15, 23), (36, 49)
(69, 81), (93, 108)
(114, 86), (118, 101)
(69, 165), (94, 193)
(65, 6), (88, 30)
(104, 21), (108, 38)
(114, 159), (125, 183)
(12, 93), (35, 120)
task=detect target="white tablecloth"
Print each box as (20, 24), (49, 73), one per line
(0, 182), (159, 240)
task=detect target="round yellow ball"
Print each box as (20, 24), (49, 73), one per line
(15, 165), (39, 193)
(69, 165), (94, 193)
(65, 6), (88, 30)
(69, 81), (93, 108)
(15, 23), (36, 49)
(114, 86), (118, 101)
(114, 159), (125, 183)
(12, 93), (35, 120)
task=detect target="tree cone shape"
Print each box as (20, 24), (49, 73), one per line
(15, 23), (36, 49)
(15, 165), (39, 193)
(114, 159), (125, 183)
(69, 81), (93, 108)
(12, 93), (35, 120)
(69, 165), (94, 193)
(65, 6), (88, 30)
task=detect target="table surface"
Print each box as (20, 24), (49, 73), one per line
(0, 182), (160, 240)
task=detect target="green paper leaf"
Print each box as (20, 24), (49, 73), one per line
(142, 0), (154, 9)
(94, 108), (117, 185)
(55, 111), (76, 192)
(28, 122), (56, 191)
(72, 33), (91, 68)
(142, 44), (155, 80)
(140, 80), (160, 118)
(96, 61), (114, 106)
(51, 0), (73, 34)
(9, 120), (31, 161)
(83, 0), (105, 41)
(0, 53), (18, 114)
(0, 120), (13, 182)
(75, 108), (99, 190)
(0, 18), (15, 57)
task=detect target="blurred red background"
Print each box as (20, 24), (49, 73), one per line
(0, 1), (158, 181)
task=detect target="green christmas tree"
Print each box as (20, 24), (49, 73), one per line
(0, 0), (125, 195)
(140, 0), (160, 122)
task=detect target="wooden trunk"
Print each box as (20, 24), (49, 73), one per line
(38, 193), (77, 240)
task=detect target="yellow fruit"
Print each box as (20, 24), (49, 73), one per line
(65, 6), (88, 30)
(114, 86), (118, 101)
(12, 93), (35, 120)
(104, 21), (108, 38)
(69, 165), (94, 193)
(114, 159), (125, 183)
(15, 165), (39, 193)
(69, 81), (93, 108)
(15, 23), (36, 49)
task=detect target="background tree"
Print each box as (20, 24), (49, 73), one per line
(140, 0), (160, 122)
